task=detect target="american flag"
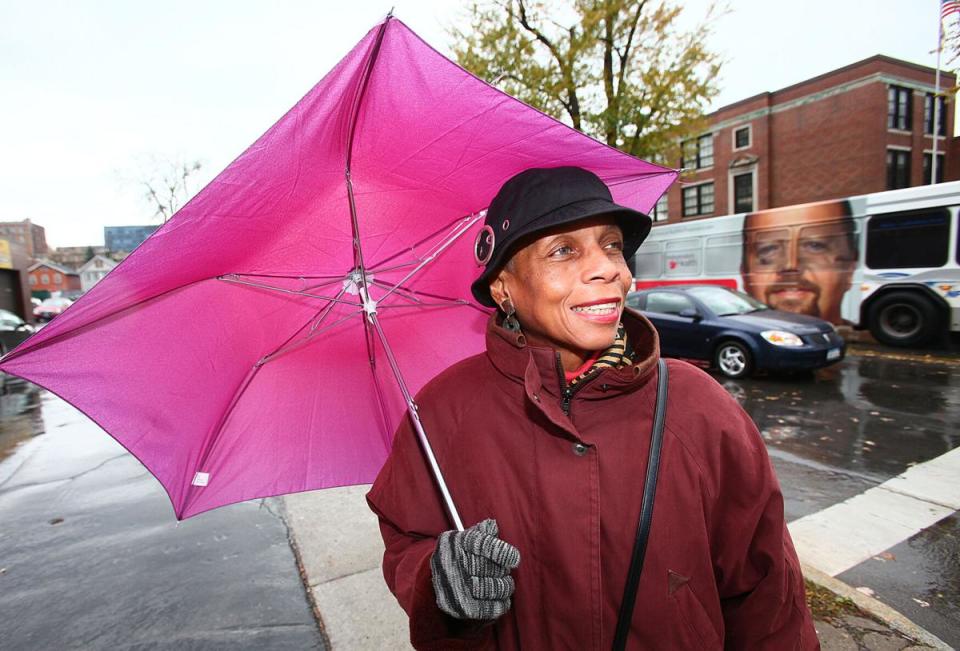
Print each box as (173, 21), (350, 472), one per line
(942, 0), (960, 20)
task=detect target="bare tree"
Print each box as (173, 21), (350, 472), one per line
(137, 156), (204, 223)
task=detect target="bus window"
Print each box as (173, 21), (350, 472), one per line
(634, 241), (663, 278)
(866, 208), (951, 269)
(664, 239), (701, 276)
(705, 234), (742, 274)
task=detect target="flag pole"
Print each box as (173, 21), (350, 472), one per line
(932, 9), (943, 184)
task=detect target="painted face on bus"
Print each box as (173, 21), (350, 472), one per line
(741, 201), (857, 324)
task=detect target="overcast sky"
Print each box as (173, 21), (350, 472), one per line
(0, 1), (944, 248)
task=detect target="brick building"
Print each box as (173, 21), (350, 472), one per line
(0, 219), (48, 259)
(654, 55), (956, 224)
(28, 260), (81, 298)
(49, 245), (110, 270)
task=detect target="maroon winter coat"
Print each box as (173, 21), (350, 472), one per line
(366, 310), (819, 650)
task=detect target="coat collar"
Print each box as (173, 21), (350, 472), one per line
(484, 308), (661, 401)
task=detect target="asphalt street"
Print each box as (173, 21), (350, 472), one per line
(715, 353), (960, 648)
(0, 378), (325, 651)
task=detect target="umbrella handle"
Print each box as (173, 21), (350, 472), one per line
(406, 400), (465, 531)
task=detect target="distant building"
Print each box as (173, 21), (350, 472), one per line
(104, 225), (159, 252)
(28, 260), (81, 298)
(0, 219), (48, 258)
(0, 238), (36, 319)
(49, 245), (109, 270)
(78, 254), (117, 292)
(656, 55), (956, 224)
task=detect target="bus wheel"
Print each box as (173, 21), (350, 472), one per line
(715, 341), (753, 379)
(867, 291), (940, 347)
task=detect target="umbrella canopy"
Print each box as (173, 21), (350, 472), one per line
(0, 17), (676, 519)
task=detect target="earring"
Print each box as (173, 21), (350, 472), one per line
(500, 298), (522, 333)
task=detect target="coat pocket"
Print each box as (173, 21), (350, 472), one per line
(669, 579), (722, 650)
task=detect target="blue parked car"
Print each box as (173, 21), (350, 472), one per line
(626, 285), (845, 378)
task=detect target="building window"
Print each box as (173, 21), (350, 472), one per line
(29, 276), (36, 285)
(682, 182), (715, 217)
(886, 149), (911, 189)
(733, 125), (751, 150)
(733, 172), (754, 212)
(681, 134), (714, 169)
(53, 273), (62, 283)
(40, 273), (49, 284)
(888, 86), (912, 131)
(924, 93), (947, 136)
(652, 194), (669, 221)
(923, 153), (945, 184)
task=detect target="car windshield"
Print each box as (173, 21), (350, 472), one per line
(686, 286), (768, 316)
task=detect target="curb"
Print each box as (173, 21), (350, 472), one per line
(844, 344), (960, 365)
(278, 497), (334, 650)
(801, 563), (952, 650)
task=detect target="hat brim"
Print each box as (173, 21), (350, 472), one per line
(470, 198), (652, 308)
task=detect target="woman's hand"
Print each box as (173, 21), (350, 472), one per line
(430, 518), (521, 620)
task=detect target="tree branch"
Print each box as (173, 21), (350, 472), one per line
(516, 0), (582, 129)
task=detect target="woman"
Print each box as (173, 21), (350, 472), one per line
(366, 167), (818, 650)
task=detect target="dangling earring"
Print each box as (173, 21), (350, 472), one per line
(500, 298), (522, 334)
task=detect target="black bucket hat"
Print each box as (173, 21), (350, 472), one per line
(470, 166), (653, 307)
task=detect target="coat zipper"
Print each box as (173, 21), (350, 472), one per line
(556, 353), (601, 416)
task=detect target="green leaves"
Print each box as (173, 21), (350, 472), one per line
(451, 0), (725, 164)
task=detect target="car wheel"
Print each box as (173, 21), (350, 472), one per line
(867, 291), (940, 347)
(714, 341), (753, 379)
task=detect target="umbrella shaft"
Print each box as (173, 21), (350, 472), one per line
(368, 311), (464, 531)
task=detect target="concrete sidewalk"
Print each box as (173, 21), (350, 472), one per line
(281, 487), (951, 650)
(282, 486), (411, 649)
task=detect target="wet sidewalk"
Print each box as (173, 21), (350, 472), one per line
(0, 386), (324, 650)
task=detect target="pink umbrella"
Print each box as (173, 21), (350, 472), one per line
(0, 16), (676, 522)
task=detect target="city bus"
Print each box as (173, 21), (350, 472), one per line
(633, 182), (960, 347)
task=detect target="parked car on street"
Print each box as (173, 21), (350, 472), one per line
(0, 309), (36, 355)
(626, 285), (845, 378)
(32, 297), (73, 323)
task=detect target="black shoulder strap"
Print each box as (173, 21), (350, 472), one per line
(612, 357), (668, 651)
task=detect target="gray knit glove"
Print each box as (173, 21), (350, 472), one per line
(430, 518), (521, 620)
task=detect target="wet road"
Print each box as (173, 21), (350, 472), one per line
(0, 377), (324, 651)
(715, 352), (960, 647)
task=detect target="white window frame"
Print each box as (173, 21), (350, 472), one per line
(682, 180), (715, 218)
(887, 85), (912, 133)
(681, 133), (715, 171)
(728, 166), (758, 214)
(922, 149), (945, 184)
(652, 194), (669, 222)
(886, 146), (912, 190)
(732, 124), (752, 151)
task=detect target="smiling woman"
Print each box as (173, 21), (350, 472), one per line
(366, 166), (818, 650)
(488, 217), (633, 371)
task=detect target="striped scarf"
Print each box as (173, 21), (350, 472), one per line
(566, 323), (635, 387)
